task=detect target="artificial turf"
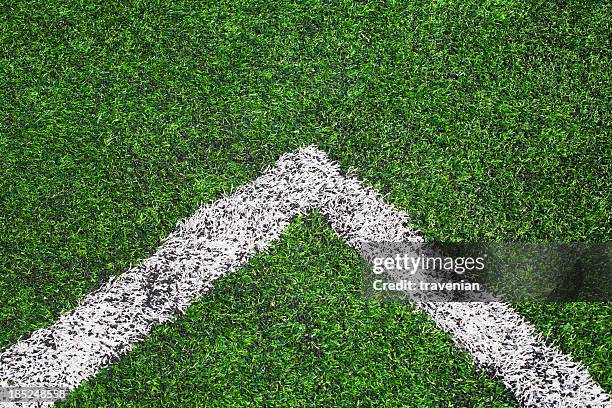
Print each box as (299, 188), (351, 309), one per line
(0, 0), (610, 405)
(55, 214), (516, 407)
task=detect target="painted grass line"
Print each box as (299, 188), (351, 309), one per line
(0, 147), (609, 407)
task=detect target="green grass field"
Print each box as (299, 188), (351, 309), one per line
(0, 0), (610, 406)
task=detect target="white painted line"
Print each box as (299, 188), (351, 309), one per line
(0, 146), (609, 407)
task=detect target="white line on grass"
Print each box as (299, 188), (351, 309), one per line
(0, 147), (609, 407)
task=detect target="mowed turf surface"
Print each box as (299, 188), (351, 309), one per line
(0, 0), (610, 406)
